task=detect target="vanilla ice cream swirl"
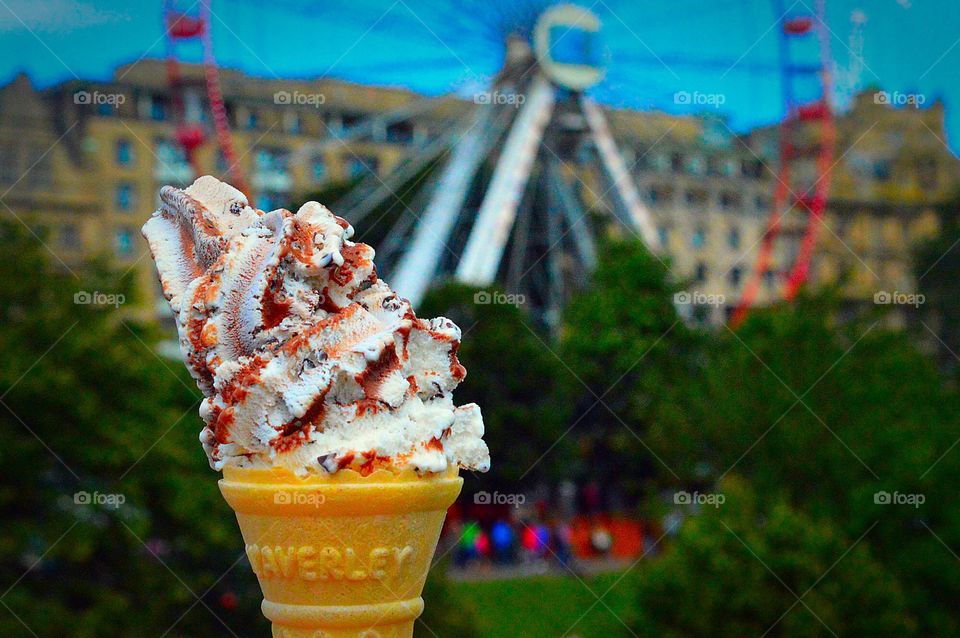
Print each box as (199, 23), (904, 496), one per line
(142, 176), (489, 475)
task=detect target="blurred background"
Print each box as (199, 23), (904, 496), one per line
(2, 0), (960, 636)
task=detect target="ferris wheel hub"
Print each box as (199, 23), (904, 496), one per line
(534, 4), (604, 91)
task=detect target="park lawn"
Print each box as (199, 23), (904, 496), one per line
(451, 570), (641, 637)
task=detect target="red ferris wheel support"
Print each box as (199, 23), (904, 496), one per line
(163, 0), (249, 195)
(731, 0), (835, 326)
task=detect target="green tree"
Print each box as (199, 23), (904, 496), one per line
(649, 294), (960, 634)
(0, 222), (265, 636)
(634, 477), (916, 637)
(419, 283), (572, 490)
(558, 237), (700, 502)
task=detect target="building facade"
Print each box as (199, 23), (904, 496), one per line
(0, 62), (955, 326)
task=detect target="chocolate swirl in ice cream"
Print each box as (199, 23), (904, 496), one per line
(142, 176), (489, 475)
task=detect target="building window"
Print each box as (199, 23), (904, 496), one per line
(312, 156), (326, 182)
(763, 269), (775, 289)
(650, 153), (670, 173)
(254, 148), (291, 191)
(150, 95), (168, 121)
(342, 112), (363, 131)
(720, 191), (742, 211)
(685, 154), (706, 175)
(115, 226), (134, 256)
(692, 226), (706, 249)
(116, 139), (133, 166)
(685, 189), (709, 208)
(873, 160), (892, 182)
(694, 262), (708, 282)
(60, 224), (80, 249)
(115, 182), (135, 211)
(727, 226), (740, 249)
(729, 266), (743, 287)
(741, 158), (763, 179)
(386, 121), (414, 144)
(256, 191), (287, 211)
(657, 226), (669, 246)
(671, 152), (684, 172)
(917, 156), (938, 189)
(348, 155), (379, 179)
(283, 111), (301, 134)
(155, 138), (192, 184)
(648, 185), (672, 206)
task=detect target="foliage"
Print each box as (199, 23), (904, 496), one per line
(633, 477), (916, 637)
(0, 221), (266, 636)
(649, 295), (960, 634)
(419, 283), (572, 490)
(558, 237), (700, 501)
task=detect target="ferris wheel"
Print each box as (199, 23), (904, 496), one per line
(162, 0), (837, 327)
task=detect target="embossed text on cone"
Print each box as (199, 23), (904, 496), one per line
(219, 466), (463, 638)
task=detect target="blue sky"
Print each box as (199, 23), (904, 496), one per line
(1, 0), (957, 152)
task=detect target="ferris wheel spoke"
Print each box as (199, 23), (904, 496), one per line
(390, 101), (512, 305)
(455, 75), (557, 286)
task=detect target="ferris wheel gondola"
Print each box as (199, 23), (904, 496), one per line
(163, 0), (249, 195)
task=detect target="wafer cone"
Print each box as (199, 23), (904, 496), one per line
(219, 465), (463, 638)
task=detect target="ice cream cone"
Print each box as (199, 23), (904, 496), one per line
(219, 465), (463, 638)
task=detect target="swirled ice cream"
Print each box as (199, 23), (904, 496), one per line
(142, 176), (489, 476)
